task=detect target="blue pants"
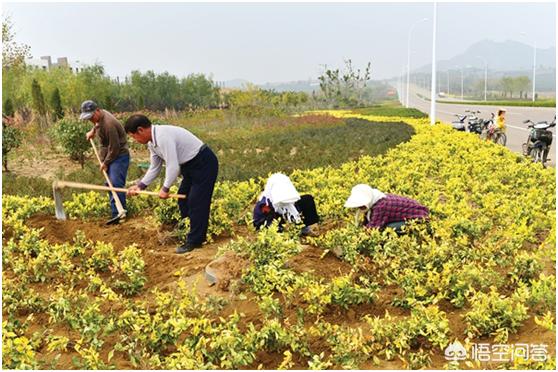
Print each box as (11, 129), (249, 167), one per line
(177, 146), (219, 245)
(106, 153), (130, 218)
(385, 221), (406, 234)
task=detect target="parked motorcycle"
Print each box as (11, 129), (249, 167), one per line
(451, 110), (484, 132)
(467, 111), (494, 136)
(464, 110), (484, 133)
(522, 115), (556, 165)
(451, 113), (467, 131)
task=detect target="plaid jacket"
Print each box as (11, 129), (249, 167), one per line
(366, 194), (429, 228)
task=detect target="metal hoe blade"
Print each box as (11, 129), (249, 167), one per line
(53, 182), (67, 220)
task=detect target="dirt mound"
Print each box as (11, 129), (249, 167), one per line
(286, 245), (353, 280)
(27, 214), (164, 252)
(144, 247), (220, 292)
(205, 251), (250, 290)
(25, 215), (224, 293)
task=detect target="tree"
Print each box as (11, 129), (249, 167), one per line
(50, 118), (91, 168)
(500, 77), (514, 98)
(2, 17), (30, 115)
(180, 74), (220, 109)
(31, 79), (48, 129)
(4, 58), (223, 114)
(318, 59), (372, 107)
(3, 98), (14, 117)
(50, 87), (64, 121)
(2, 117), (22, 172)
(2, 16), (31, 69)
(514, 76), (531, 100)
(74, 64), (115, 109)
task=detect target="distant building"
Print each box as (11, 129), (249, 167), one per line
(25, 56), (87, 73)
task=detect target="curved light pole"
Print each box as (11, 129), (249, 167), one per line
(476, 56), (487, 101)
(520, 32), (537, 102)
(406, 17), (428, 107)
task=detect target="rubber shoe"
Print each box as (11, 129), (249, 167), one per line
(300, 226), (311, 236)
(176, 242), (202, 254)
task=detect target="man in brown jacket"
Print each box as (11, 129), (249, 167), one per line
(80, 100), (130, 225)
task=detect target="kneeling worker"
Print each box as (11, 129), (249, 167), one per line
(344, 184), (429, 233)
(125, 114), (219, 254)
(253, 173), (319, 236)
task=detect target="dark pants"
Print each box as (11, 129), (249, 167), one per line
(295, 194), (320, 226)
(177, 146), (219, 245)
(385, 220), (432, 235)
(385, 221), (406, 234)
(106, 153), (130, 218)
(255, 194), (320, 231)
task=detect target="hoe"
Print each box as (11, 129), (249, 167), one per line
(52, 180), (185, 220)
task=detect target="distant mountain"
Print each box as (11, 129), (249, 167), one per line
(414, 39), (556, 73)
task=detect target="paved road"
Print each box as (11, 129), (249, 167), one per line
(399, 84), (557, 166)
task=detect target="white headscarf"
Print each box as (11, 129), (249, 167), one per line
(344, 184), (386, 225)
(260, 173), (302, 223)
(345, 184), (386, 209)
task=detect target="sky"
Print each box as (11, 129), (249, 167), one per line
(2, 1), (556, 84)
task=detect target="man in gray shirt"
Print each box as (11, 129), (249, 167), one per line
(125, 114), (219, 254)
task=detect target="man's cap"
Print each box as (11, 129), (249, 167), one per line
(79, 100), (98, 120)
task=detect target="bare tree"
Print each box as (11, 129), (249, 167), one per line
(318, 60), (372, 107)
(2, 16), (31, 69)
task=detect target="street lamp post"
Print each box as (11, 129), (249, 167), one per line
(429, 2), (437, 125)
(406, 17), (428, 108)
(520, 32), (537, 102)
(532, 41), (537, 101)
(400, 65), (406, 105)
(455, 65), (463, 100)
(460, 67), (463, 100)
(447, 70), (450, 96)
(476, 56), (487, 101)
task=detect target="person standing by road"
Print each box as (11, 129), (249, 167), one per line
(496, 108), (507, 131)
(487, 108), (507, 144)
(125, 114), (219, 254)
(80, 100), (130, 225)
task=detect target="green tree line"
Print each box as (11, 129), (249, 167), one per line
(3, 65), (222, 116)
(497, 76), (531, 99)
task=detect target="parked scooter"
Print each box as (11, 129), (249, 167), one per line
(451, 110), (484, 132)
(451, 113), (467, 131)
(522, 115), (556, 165)
(466, 110), (492, 135)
